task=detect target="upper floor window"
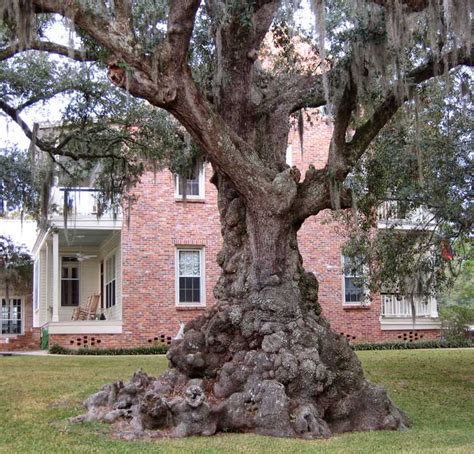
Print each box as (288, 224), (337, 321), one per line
(61, 256), (79, 307)
(175, 162), (205, 199)
(342, 255), (366, 304)
(176, 248), (205, 306)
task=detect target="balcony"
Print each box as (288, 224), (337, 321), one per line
(377, 201), (435, 230)
(48, 187), (122, 229)
(380, 293), (441, 331)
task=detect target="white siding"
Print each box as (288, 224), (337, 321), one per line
(37, 247), (49, 327)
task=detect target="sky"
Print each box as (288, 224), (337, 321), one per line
(0, 19), (76, 149)
(0, 219), (37, 252)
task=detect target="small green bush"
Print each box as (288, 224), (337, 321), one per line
(49, 343), (68, 354)
(439, 305), (474, 341)
(49, 344), (169, 355)
(353, 339), (473, 351)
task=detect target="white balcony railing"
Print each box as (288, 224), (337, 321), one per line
(377, 201), (434, 227)
(381, 294), (438, 318)
(49, 187), (121, 222)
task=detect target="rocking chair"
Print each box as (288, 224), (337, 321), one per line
(71, 294), (101, 320)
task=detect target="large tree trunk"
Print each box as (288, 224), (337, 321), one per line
(76, 172), (408, 439)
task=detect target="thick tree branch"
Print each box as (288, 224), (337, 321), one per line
(294, 47), (474, 221)
(348, 48), (474, 161)
(165, 0), (201, 72)
(32, 1), (145, 71)
(327, 74), (357, 177)
(0, 40), (98, 62)
(257, 72), (325, 116)
(113, 0), (134, 36)
(28, 0), (271, 203)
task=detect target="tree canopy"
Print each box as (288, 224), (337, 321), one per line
(0, 0), (472, 294)
(0, 234), (32, 297)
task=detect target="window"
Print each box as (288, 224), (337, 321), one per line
(342, 255), (365, 304)
(105, 253), (117, 308)
(33, 259), (40, 311)
(1, 298), (22, 335)
(61, 257), (79, 306)
(176, 248), (205, 305)
(175, 162), (205, 199)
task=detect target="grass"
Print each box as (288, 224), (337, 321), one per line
(0, 349), (473, 453)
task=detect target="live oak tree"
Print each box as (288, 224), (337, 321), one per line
(0, 0), (472, 439)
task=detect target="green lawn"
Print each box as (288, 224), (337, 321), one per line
(0, 349), (473, 453)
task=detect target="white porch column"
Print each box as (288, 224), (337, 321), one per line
(52, 232), (60, 322)
(44, 242), (48, 323)
(430, 296), (439, 318)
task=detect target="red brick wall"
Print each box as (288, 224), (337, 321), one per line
(49, 116), (440, 349)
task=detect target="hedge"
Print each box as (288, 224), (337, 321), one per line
(352, 339), (474, 351)
(49, 344), (169, 355)
(49, 339), (473, 355)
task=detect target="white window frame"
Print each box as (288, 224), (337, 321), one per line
(104, 251), (117, 308)
(286, 145), (293, 166)
(33, 258), (40, 311)
(60, 256), (80, 307)
(175, 247), (206, 307)
(174, 162), (205, 200)
(341, 255), (369, 306)
(1, 297), (23, 336)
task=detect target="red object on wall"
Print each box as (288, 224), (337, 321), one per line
(441, 240), (454, 261)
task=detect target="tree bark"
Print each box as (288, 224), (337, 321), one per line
(76, 168), (408, 439)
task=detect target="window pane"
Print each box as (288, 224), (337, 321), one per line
(61, 280), (79, 306)
(186, 178), (200, 196)
(179, 276), (200, 303)
(176, 164), (202, 197)
(1, 299), (22, 334)
(345, 277), (363, 303)
(179, 251), (200, 276)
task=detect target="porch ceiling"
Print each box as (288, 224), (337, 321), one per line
(58, 229), (117, 248)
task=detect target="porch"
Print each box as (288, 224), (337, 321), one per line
(49, 186), (121, 229)
(377, 201), (436, 229)
(33, 227), (123, 335)
(380, 293), (441, 330)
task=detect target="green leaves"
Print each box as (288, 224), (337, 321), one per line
(0, 234), (32, 295)
(341, 69), (473, 297)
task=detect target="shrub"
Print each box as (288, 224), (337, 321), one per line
(353, 339), (473, 351)
(49, 343), (68, 354)
(439, 306), (474, 341)
(49, 344), (169, 355)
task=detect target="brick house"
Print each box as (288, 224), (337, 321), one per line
(30, 116), (441, 350)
